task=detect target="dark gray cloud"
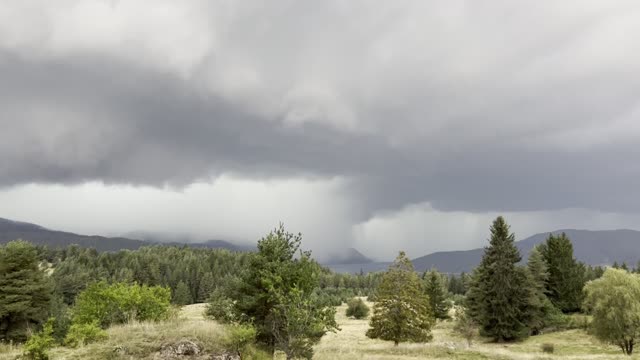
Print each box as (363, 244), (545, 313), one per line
(2, 1), (640, 256)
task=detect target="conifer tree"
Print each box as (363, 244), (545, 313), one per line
(526, 245), (554, 335)
(173, 281), (192, 306)
(538, 233), (585, 313)
(0, 240), (52, 342)
(197, 272), (216, 302)
(423, 269), (451, 319)
(466, 216), (534, 342)
(367, 252), (434, 346)
(233, 224), (336, 355)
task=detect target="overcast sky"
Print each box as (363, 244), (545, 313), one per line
(2, 1), (640, 260)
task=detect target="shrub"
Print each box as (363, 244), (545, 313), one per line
(453, 307), (478, 347)
(222, 324), (257, 359)
(64, 322), (108, 348)
(449, 293), (466, 306)
(72, 282), (171, 327)
(345, 298), (370, 319)
(23, 319), (55, 360)
(541, 343), (555, 353)
(205, 288), (237, 323)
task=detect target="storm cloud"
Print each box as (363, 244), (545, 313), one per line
(2, 1), (640, 259)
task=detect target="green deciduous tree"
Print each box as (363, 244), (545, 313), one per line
(539, 233), (585, 313)
(0, 240), (52, 342)
(423, 269), (451, 320)
(466, 216), (535, 342)
(367, 251), (434, 346)
(584, 268), (640, 355)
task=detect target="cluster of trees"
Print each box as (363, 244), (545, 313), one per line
(0, 240), (174, 359)
(465, 217), (586, 342)
(46, 245), (251, 306)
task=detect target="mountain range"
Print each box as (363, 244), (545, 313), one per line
(328, 229), (640, 274)
(2, 218), (640, 273)
(0, 218), (251, 253)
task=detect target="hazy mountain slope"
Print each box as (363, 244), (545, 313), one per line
(0, 218), (251, 252)
(324, 248), (373, 265)
(412, 229), (640, 273)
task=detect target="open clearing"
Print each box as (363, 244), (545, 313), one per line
(314, 302), (637, 360)
(2, 302), (639, 359)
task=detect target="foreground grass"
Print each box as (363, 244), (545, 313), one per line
(314, 302), (639, 360)
(1, 304), (227, 360)
(2, 302), (639, 359)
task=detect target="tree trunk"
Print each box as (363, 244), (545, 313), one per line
(394, 340), (399, 347)
(621, 339), (634, 355)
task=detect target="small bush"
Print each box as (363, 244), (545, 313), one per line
(346, 297), (370, 319)
(541, 343), (555, 353)
(453, 307), (478, 347)
(205, 288), (237, 323)
(23, 319), (55, 360)
(222, 324), (257, 358)
(449, 293), (466, 306)
(64, 322), (108, 348)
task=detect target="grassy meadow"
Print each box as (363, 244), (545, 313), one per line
(314, 301), (632, 360)
(1, 302), (637, 360)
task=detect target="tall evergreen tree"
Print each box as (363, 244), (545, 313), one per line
(538, 233), (585, 313)
(526, 245), (554, 335)
(466, 216), (534, 342)
(367, 252), (434, 346)
(0, 240), (52, 342)
(423, 269), (451, 320)
(173, 281), (192, 306)
(197, 272), (216, 303)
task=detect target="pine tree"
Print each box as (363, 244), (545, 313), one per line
(526, 245), (554, 335)
(0, 240), (52, 342)
(173, 281), (192, 306)
(197, 272), (216, 302)
(423, 269), (451, 320)
(538, 233), (585, 313)
(466, 216), (534, 342)
(233, 224), (336, 355)
(367, 252), (434, 346)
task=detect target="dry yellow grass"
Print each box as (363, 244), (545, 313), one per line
(3, 302), (640, 359)
(313, 301), (640, 360)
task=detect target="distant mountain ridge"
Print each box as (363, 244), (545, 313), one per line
(0, 218), (252, 253)
(4, 218), (638, 274)
(324, 248), (374, 265)
(412, 229), (640, 273)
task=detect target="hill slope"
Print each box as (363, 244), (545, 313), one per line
(324, 248), (373, 265)
(412, 229), (640, 273)
(0, 218), (251, 252)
